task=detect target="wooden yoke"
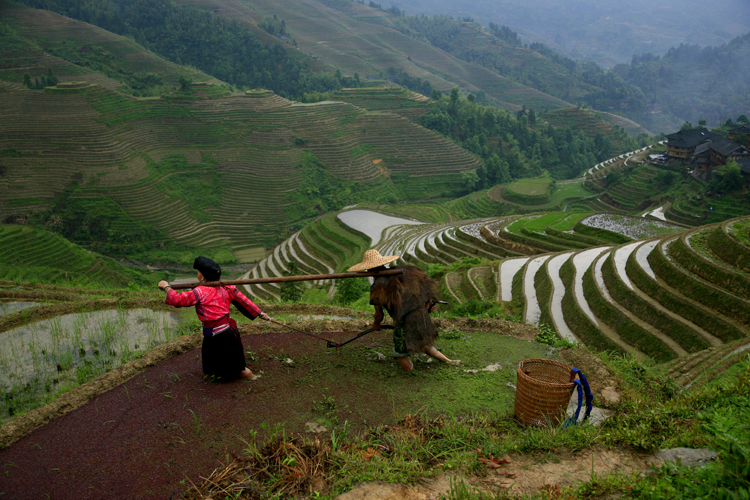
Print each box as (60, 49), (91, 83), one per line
(168, 269), (404, 290)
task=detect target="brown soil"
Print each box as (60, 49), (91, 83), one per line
(336, 447), (652, 499)
(0, 299), (540, 500)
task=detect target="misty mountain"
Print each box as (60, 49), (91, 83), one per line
(383, 0), (750, 67)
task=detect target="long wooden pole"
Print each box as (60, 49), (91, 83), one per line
(168, 269), (403, 290)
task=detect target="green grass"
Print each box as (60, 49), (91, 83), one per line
(523, 212), (570, 232)
(506, 177), (552, 197)
(193, 350), (750, 499)
(7, 197), (46, 206)
(729, 219), (750, 247)
(549, 211), (592, 231)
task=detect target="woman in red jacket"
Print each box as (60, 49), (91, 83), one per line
(158, 256), (270, 380)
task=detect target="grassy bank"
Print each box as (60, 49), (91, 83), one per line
(188, 352), (750, 499)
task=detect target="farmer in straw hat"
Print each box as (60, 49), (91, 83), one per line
(349, 250), (459, 372)
(158, 256), (271, 381)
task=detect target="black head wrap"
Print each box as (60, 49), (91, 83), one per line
(193, 256), (221, 282)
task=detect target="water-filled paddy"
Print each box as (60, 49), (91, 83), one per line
(337, 209), (423, 245)
(573, 247), (610, 325)
(499, 258), (529, 302)
(548, 253), (576, 342)
(581, 214), (683, 240)
(0, 302), (41, 316)
(524, 255), (550, 325)
(0, 308), (192, 421)
(613, 242), (643, 290)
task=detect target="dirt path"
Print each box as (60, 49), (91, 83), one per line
(0, 317), (544, 500)
(0, 330), (395, 499)
(338, 447), (653, 500)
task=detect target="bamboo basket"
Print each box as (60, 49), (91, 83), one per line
(514, 359), (576, 427)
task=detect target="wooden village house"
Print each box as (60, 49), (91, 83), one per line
(666, 127), (750, 178)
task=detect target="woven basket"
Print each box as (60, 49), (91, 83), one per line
(514, 359), (576, 427)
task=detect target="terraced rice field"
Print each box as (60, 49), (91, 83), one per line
(233, 204), (750, 385)
(0, 225), (145, 287)
(0, 84), (481, 257)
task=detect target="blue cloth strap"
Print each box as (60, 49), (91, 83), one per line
(565, 368), (593, 426)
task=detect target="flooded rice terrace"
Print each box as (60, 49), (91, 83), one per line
(581, 214), (684, 240)
(0, 302), (41, 316)
(0, 308), (192, 422)
(337, 209), (423, 245)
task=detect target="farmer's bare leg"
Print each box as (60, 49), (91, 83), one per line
(240, 367), (256, 379)
(425, 345), (460, 365)
(397, 356), (414, 372)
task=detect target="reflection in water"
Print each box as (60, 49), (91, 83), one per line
(0, 302), (41, 316)
(0, 308), (192, 422)
(337, 210), (422, 245)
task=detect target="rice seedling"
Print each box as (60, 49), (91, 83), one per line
(0, 308), (193, 423)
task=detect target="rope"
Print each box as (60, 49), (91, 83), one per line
(265, 319), (394, 349)
(265, 318), (342, 346)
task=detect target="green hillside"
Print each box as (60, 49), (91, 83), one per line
(0, 3), (652, 266)
(10, 0), (577, 113)
(0, 1), (219, 94)
(205, 0), (576, 111)
(391, 0), (750, 68)
(0, 225), (153, 287)
(0, 82), (485, 261)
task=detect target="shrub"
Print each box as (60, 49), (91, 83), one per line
(446, 299), (504, 318)
(334, 277), (370, 306)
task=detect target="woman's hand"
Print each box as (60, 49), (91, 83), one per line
(158, 280), (170, 290)
(260, 312), (271, 321)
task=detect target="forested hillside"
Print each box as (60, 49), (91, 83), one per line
(380, 11), (750, 133)
(613, 34), (750, 131)
(17, 0), (743, 136)
(0, 1), (654, 266)
(8, 0), (342, 97)
(385, 0), (750, 68)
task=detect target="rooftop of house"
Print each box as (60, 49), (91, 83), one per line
(729, 124), (750, 135)
(666, 128), (722, 148)
(709, 137), (750, 156)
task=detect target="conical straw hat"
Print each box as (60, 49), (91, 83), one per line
(348, 249), (400, 272)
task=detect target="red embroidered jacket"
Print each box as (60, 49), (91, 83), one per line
(166, 285), (262, 334)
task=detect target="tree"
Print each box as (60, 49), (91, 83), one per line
(709, 160), (743, 193)
(655, 170), (677, 187)
(46, 68), (58, 87)
(448, 87), (459, 117)
(739, 115), (750, 124)
(698, 119), (707, 127)
(23, 73), (31, 88)
(605, 171), (621, 187)
(280, 262), (303, 302)
(460, 169), (480, 193)
(430, 88), (442, 101)
(333, 276), (369, 305)
(179, 76), (192, 91)
(420, 108), (452, 136)
(681, 121), (693, 130)
(485, 154), (510, 185)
